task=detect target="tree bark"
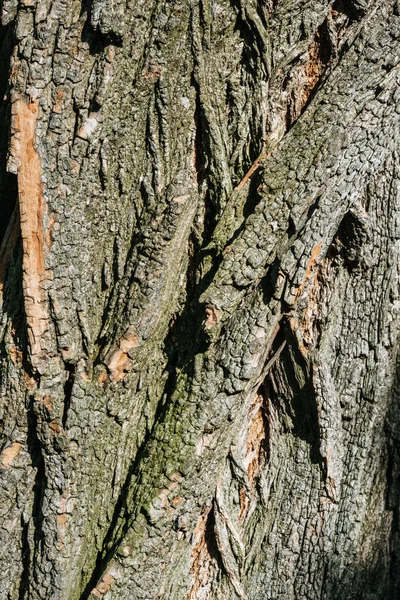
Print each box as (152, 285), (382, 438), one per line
(0, 0), (399, 598)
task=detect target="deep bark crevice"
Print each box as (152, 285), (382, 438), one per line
(26, 394), (47, 573)
(0, 22), (17, 248)
(1, 1), (400, 598)
(62, 364), (76, 429)
(332, 0), (368, 21)
(18, 519), (31, 600)
(269, 320), (324, 467)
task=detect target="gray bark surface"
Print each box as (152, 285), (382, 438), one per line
(0, 0), (399, 598)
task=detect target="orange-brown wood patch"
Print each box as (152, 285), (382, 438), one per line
(12, 97), (49, 367)
(295, 241), (323, 301)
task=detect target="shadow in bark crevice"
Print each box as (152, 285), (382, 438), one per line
(230, 0), (270, 80)
(385, 356), (400, 599)
(26, 393), (47, 555)
(324, 553), (395, 599)
(0, 22), (18, 248)
(267, 320), (324, 467)
(80, 0), (123, 54)
(332, 0), (368, 21)
(191, 69), (220, 245)
(62, 363), (76, 429)
(327, 210), (368, 272)
(18, 519), (31, 600)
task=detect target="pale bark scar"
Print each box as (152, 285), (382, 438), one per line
(92, 564), (121, 597)
(157, 472), (184, 507)
(1, 442), (22, 468)
(92, 573), (114, 596)
(12, 97), (49, 369)
(105, 328), (139, 383)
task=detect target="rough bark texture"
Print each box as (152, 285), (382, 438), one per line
(0, 0), (400, 598)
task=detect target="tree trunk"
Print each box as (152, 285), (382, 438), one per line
(0, 0), (399, 598)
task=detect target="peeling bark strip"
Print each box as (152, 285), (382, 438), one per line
(11, 98), (48, 371)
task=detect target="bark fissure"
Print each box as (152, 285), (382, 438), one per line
(0, 0), (400, 598)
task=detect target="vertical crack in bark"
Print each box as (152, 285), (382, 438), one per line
(0, 21), (17, 250)
(386, 359), (400, 597)
(62, 364), (76, 429)
(270, 322), (324, 466)
(18, 519), (31, 600)
(25, 391), (47, 589)
(0, 173), (18, 249)
(0, 207), (19, 292)
(0, 0), (399, 597)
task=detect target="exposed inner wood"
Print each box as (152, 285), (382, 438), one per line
(12, 97), (49, 371)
